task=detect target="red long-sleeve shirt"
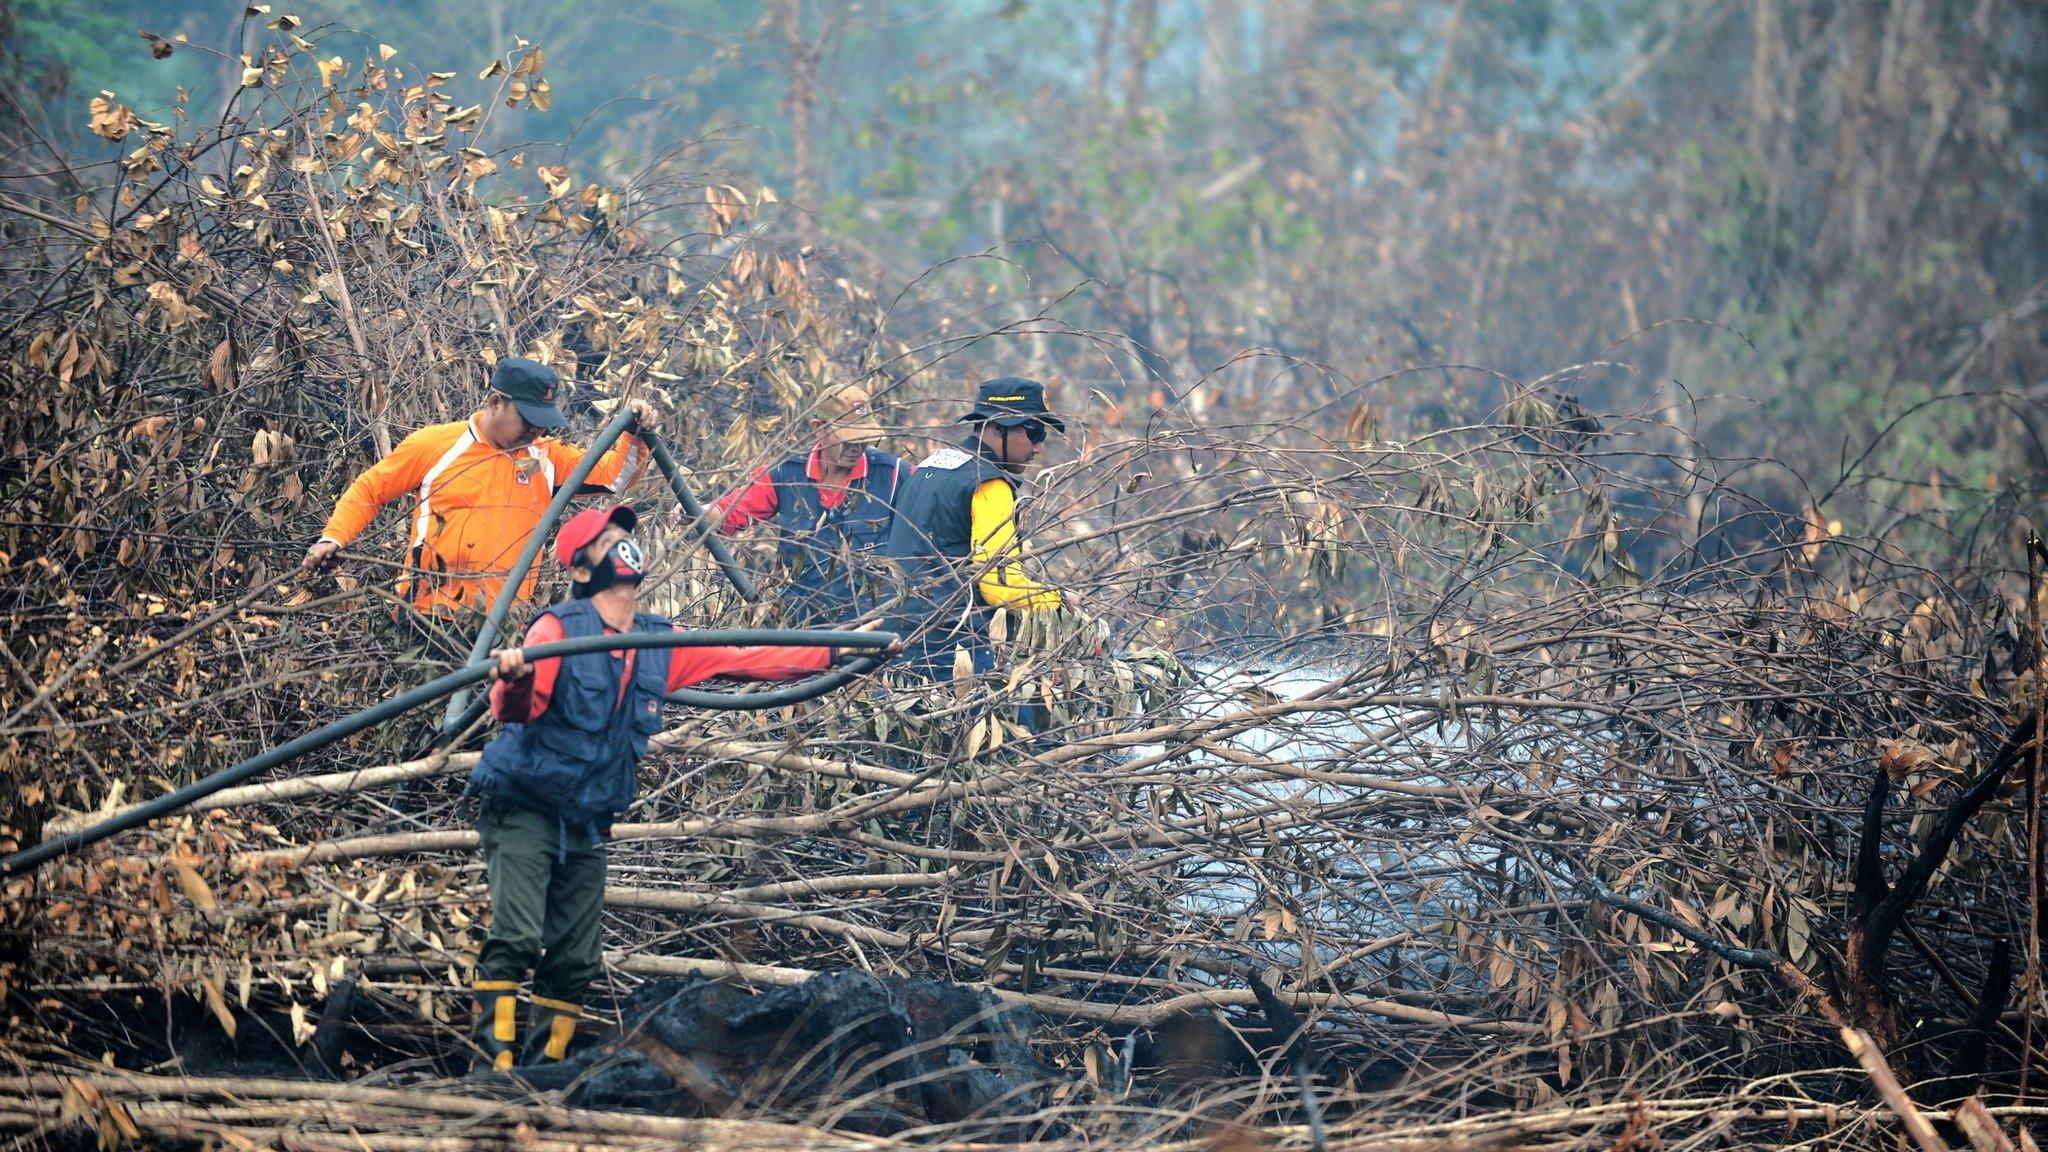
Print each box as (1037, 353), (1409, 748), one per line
(711, 444), (873, 535)
(489, 612), (832, 723)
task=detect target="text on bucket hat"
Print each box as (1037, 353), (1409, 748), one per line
(959, 377), (1065, 432)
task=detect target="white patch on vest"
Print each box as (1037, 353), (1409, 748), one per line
(921, 447), (972, 470)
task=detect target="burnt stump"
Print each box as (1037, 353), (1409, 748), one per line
(518, 971), (1050, 1134)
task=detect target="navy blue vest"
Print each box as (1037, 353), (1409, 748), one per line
(471, 599), (673, 830)
(883, 436), (1016, 652)
(769, 446), (905, 624)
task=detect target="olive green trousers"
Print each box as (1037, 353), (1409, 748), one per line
(473, 804), (607, 1003)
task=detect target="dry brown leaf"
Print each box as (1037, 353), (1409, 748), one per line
(169, 860), (217, 911)
(89, 94), (138, 141)
(1342, 400), (1380, 444)
(207, 339), (236, 391)
(200, 976), (236, 1038)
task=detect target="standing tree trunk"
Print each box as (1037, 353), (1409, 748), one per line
(773, 0), (822, 243)
(1417, 0), (1470, 139)
(1122, 0), (1158, 112)
(1087, 0), (1118, 119)
(1747, 0), (1787, 221)
(1823, 0), (1881, 267)
(1200, 0), (1240, 146)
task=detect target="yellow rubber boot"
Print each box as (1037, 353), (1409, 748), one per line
(469, 980), (521, 1072)
(525, 996), (582, 1062)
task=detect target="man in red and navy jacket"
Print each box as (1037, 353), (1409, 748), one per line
(465, 503), (895, 1070)
(711, 382), (908, 625)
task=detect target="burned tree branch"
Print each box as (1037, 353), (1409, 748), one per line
(1859, 700), (2047, 984)
(1583, 879), (1849, 1028)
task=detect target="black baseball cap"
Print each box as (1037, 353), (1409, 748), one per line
(960, 377), (1065, 432)
(489, 357), (568, 429)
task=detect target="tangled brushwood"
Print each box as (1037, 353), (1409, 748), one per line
(1, 19), (2046, 1152)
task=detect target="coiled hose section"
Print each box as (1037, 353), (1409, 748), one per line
(437, 413), (763, 737)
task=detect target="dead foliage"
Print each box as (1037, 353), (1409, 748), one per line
(0, 17), (2045, 1152)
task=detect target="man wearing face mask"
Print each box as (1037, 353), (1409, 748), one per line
(710, 382), (908, 626)
(884, 378), (1066, 680)
(301, 357), (657, 618)
(463, 503), (896, 1069)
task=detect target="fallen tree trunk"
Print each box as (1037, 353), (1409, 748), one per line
(43, 665), (1601, 849)
(40, 734), (926, 837)
(0, 1069), (888, 1152)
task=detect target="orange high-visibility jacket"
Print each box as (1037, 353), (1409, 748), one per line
(317, 412), (649, 615)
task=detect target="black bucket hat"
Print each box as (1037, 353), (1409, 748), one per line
(489, 357), (568, 429)
(959, 377), (1065, 432)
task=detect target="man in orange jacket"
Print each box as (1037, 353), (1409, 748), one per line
(302, 358), (658, 616)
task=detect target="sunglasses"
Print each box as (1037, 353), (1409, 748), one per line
(1016, 421), (1047, 444)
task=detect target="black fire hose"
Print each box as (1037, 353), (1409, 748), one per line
(643, 432), (758, 603)
(435, 417), (761, 739)
(439, 406), (643, 735)
(668, 655), (885, 709)
(435, 643), (889, 741)
(0, 629), (898, 878)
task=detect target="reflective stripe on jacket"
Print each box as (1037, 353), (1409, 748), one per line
(883, 436), (1017, 656)
(317, 412), (648, 614)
